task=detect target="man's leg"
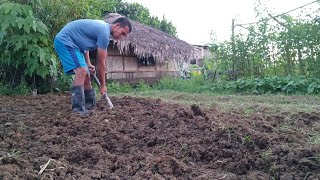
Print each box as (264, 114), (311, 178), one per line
(71, 67), (92, 115)
(84, 73), (96, 110)
(73, 67), (88, 87)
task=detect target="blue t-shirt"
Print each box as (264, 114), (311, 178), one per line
(55, 19), (111, 52)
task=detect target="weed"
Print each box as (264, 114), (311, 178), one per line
(305, 132), (320, 144)
(18, 121), (28, 131)
(243, 108), (254, 116)
(270, 162), (278, 180)
(242, 135), (253, 145)
(177, 143), (188, 157)
(261, 148), (273, 160)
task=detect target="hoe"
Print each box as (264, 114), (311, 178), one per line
(90, 72), (114, 110)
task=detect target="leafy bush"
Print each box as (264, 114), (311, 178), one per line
(0, 3), (57, 86)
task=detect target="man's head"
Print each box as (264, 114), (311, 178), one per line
(110, 17), (132, 40)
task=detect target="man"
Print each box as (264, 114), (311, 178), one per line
(54, 17), (132, 116)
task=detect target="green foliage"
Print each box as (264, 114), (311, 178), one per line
(0, 81), (31, 95)
(241, 135), (253, 145)
(0, 0), (178, 94)
(155, 76), (207, 93)
(0, 2), (56, 87)
(107, 81), (133, 93)
(55, 72), (73, 92)
(261, 148), (273, 161)
(135, 80), (151, 92)
(236, 76), (320, 95)
(154, 76), (320, 95)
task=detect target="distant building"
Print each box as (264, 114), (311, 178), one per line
(191, 45), (212, 67)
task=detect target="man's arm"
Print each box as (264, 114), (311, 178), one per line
(97, 47), (108, 95)
(85, 51), (90, 65)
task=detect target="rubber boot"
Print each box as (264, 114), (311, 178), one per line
(71, 86), (91, 117)
(84, 89), (96, 110)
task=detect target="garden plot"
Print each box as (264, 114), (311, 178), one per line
(0, 94), (319, 179)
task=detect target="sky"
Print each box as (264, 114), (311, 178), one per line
(124, 0), (318, 45)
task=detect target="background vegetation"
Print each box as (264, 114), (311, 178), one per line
(1, 0), (320, 96)
(0, 0), (176, 95)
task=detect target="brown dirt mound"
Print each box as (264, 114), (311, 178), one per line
(0, 94), (319, 179)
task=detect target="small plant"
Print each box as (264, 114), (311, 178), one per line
(270, 162), (278, 180)
(261, 148), (273, 160)
(242, 135), (253, 145)
(306, 132), (320, 145)
(176, 143), (188, 157)
(244, 108), (254, 116)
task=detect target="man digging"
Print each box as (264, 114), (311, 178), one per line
(54, 17), (132, 116)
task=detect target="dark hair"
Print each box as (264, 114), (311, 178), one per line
(112, 17), (132, 33)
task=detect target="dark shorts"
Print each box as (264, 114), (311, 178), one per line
(54, 38), (87, 75)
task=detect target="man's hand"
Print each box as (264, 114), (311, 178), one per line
(99, 85), (107, 95)
(88, 64), (95, 74)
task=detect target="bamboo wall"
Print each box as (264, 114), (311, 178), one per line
(106, 46), (180, 84)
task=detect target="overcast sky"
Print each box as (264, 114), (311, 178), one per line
(124, 0), (317, 45)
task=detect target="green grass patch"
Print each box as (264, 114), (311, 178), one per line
(111, 90), (320, 113)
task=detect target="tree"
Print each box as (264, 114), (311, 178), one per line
(208, 1), (320, 80)
(115, 1), (177, 36)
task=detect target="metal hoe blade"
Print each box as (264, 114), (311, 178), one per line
(90, 72), (113, 109)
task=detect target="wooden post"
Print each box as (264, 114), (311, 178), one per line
(231, 19), (237, 80)
(122, 56), (125, 71)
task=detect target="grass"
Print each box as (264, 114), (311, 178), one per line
(110, 90), (320, 113)
(261, 148), (273, 160)
(308, 132), (320, 145)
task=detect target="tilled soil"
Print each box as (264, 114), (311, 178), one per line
(0, 94), (319, 180)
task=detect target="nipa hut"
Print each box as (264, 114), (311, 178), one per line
(91, 13), (195, 84)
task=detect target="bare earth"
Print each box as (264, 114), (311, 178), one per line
(0, 94), (319, 179)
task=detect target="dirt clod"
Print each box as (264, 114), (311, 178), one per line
(191, 104), (206, 116)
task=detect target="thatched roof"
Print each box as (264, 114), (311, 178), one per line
(104, 13), (195, 64)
